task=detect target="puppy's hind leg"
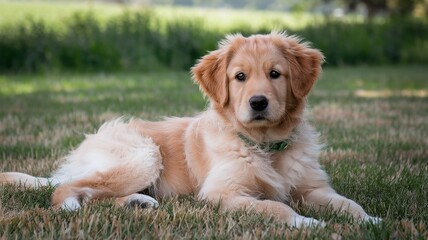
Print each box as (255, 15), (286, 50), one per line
(51, 120), (163, 211)
(52, 164), (161, 211)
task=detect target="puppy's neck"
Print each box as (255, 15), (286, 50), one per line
(210, 107), (302, 144)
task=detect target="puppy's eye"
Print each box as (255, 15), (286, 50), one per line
(269, 70), (281, 79)
(235, 72), (246, 82)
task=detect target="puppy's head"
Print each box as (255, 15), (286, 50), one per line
(192, 32), (324, 129)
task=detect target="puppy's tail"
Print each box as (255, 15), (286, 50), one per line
(0, 172), (59, 189)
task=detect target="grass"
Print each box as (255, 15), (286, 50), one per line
(0, 65), (427, 238)
(0, 0), (324, 30)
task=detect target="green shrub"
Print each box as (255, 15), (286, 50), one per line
(0, 11), (426, 73)
(0, 18), (57, 72)
(297, 18), (428, 65)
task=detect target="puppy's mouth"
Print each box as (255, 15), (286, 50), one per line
(249, 110), (271, 122)
(252, 114), (267, 121)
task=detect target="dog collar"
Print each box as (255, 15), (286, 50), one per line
(237, 133), (289, 152)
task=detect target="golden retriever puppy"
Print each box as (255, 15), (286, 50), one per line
(0, 32), (380, 227)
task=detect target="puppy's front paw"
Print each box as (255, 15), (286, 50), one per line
(291, 215), (326, 228)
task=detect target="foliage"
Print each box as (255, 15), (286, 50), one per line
(113, 0), (428, 18)
(337, 0), (428, 18)
(300, 18), (428, 65)
(0, 7), (427, 73)
(0, 9), (223, 73)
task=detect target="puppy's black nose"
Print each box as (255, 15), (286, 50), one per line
(249, 95), (268, 111)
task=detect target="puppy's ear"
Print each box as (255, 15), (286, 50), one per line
(275, 33), (324, 98)
(192, 48), (229, 107)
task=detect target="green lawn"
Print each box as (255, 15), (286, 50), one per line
(0, 0), (320, 30)
(0, 66), (427, 238)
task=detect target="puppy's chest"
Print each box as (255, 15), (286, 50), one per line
(236, 147), (270, 165)
(232, 147), (291, 200)
(204, 131), (302, 201)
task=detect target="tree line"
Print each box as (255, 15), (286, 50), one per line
(109, 0), (428, 19)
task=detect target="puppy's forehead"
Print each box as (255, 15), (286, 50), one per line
(234, 35), (278, 53)
(227, 36), (287, 69)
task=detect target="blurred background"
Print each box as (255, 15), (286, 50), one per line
(0, 0), (427, 73)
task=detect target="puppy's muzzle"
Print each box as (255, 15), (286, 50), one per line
(249, 95), (269, 121)
(249, 95), (268, 112)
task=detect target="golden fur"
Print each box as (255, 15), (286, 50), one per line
(0, 32), (380, 227)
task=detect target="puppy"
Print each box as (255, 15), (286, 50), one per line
(0, 32), (380, 227)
